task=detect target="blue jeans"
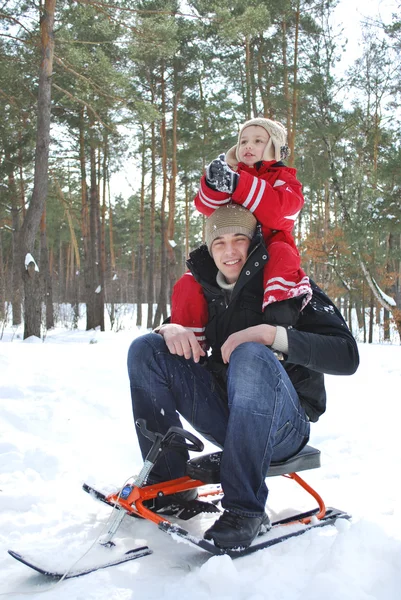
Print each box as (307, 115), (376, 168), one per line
(127, 333), (310, 517)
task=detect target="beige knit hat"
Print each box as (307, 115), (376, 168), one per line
(225, 118), (290, 167)
(205, 204), (257, 253)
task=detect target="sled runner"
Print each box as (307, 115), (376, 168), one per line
(8, 419), (350, 578)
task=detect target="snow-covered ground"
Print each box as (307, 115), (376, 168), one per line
(1, 317), (401, 599)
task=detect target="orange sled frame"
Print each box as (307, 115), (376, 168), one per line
(98, 420), (328, 546)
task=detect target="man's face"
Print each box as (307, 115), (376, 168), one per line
(210, 232), (251, 284)
(238, 125), (270, 166)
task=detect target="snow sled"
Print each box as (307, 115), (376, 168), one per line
(9, 419), (350, 579)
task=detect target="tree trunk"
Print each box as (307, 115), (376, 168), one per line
(244, 35), (252, 119)
(289, 1), (300, 166)
(11, 202), (22, 326)
(108, 181), (118, 306)
(79, 108), (89, 259)
(18, 129), (26, 220)
(136, 124), (146, 327)
(153, 65), (168, 328)
(86, 122), (104, 331)
(249, 42), (258, 117)
(368, 291), (374, 344)
(147, 118), (156, 328)
(58, 240), (64, 302)
(185, 177), (190, 262)
(0, 230), (5, 321)
(166, 76), (179, 300)
(19, 0), (56, 339)
(40, 209), (54, 329)
(6, 153), (23, 325)
(78, 107), (91, 322)
(362, 281), (367, 343)
(100, 131), (108, 309)
(281, 18), (291, 135)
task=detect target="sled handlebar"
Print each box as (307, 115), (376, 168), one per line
(136, 419), (204, 453)
(162, 426), (204, 453)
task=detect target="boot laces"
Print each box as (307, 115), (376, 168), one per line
(218, 510), (245, 530)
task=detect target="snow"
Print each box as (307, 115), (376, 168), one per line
(1, 321), (401, 599)
(24, 254), (39, 272)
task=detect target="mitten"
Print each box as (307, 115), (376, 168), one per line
(205, 154), (239, 193)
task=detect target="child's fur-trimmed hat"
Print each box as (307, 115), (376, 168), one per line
(226, 118), (290, 166)
(205, 204), (257, 253)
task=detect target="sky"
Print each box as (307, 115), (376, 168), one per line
(1, 311), (401, 599)
(333, 0), (398, 59)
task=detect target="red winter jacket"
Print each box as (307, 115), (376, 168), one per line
(194, 161), (304, 245)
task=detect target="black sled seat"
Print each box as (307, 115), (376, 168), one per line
(186, 445), (321, 485)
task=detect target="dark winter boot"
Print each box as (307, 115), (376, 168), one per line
(204, 510), (271, 549)
(143, 488), (220, 520)
(144, 488), (198, 513)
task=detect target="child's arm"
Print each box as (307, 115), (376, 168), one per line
(194, 174), (231, 216)
(231, 168), (304, 233)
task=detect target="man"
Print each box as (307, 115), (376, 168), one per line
(127, 204), (359, 550)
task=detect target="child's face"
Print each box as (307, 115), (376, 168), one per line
(238, 125), (270, 166)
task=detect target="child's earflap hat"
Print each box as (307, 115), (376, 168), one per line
(226, 118), (290, 166)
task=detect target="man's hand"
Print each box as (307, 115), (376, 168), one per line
(221, 325), (277, 364)
(158, 324), (206, 363)
(205, 154), (239, 193)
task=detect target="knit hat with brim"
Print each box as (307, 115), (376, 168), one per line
(225, 118), (290, 167)
(205, 204), (257, 253)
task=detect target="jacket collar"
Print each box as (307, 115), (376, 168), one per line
(237, 160), (296, 176)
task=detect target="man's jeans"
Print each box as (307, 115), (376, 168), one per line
(128, 333), (310, 517)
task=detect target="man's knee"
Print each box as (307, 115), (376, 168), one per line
(230, 342), (277, 367)
(227, 343), (280, 413)
(228, 342), (281, 386)
(127, 332), (166, 376)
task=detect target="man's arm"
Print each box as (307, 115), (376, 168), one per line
(286, 329), (359, 375)
(220, 324), (277, 364)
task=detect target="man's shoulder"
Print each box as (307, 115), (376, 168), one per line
(298, 281), (350, 331)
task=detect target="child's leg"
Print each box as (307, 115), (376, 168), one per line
(262, 241), (312, 320)
(171, 273), (209, 351)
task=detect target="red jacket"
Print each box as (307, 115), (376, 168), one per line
(194, 161), (304, 244)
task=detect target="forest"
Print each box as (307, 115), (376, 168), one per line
(0, 0), (400, 341)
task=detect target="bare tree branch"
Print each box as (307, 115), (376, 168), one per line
(359, 259), (396, 312)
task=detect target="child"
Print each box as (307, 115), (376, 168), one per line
(172, 118), (312, 350)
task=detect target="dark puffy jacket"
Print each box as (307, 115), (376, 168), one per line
(186, 228), (359, 422)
